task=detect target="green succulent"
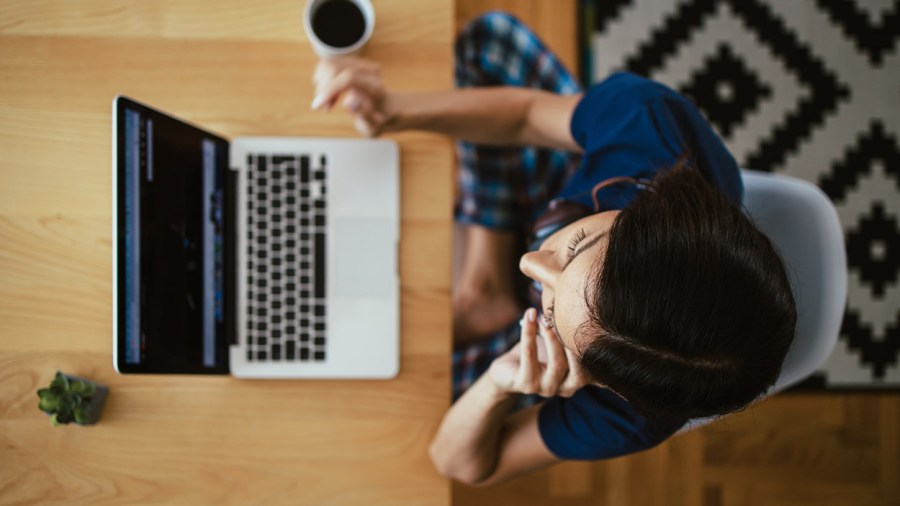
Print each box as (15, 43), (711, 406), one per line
(37, 372), (97, 426)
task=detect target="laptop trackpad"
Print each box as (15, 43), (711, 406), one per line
(332, 220), (396, 298)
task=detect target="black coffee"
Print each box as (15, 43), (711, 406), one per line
(312, 0), (366, 49)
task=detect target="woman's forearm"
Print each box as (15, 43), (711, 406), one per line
(428, 374), (519, 484)
(312, 58), (580, 149)
(387, 88), (560, 147)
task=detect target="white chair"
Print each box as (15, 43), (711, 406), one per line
(680, 169), (848, 432)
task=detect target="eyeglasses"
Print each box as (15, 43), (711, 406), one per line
(528, 176), (654, 251)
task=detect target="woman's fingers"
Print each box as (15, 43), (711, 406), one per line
(342, 89), (372, 114)
(344, 91), (389, 136)
(489, 308), (591, 397)
(313, 65), (383, 112)
(312, 58), (392, 137)
(312, 57), (379, 90)
(311, 69), (358, 110)
(539, 318), (569, 394)
(515, 308), (539, 394)
(516, 308), (570, 397)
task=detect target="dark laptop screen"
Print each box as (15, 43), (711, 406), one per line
(115, 96), (230, 374)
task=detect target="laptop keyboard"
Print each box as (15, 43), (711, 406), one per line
(245, 153), (327, 363)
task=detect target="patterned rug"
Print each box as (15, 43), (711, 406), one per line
(579, 0), (900, 389)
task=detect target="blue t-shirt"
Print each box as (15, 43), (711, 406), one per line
(558, 72), (742, 209)
(537, 72), (741, 460)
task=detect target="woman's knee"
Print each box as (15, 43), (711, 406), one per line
(454, 11), (536, 87)
(457, 11), (527, 46)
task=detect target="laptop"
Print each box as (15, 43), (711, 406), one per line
(112, 96), (400, 379)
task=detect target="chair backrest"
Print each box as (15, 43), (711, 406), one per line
(680, 169), (848, 432)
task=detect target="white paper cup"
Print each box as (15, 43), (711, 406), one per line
(304, 0), (375, 58)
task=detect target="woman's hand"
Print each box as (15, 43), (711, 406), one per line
(488, 308), (592, 398)
(311, 57), (396, 137)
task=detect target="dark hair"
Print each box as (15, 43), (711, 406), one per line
(578, 163), (797, 431)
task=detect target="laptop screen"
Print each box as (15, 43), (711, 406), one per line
(114, 96), (230, 374)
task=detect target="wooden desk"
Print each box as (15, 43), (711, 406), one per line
(0, 1), (454, 504)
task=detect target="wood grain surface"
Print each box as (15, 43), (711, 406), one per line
(0, 1), (454, 505)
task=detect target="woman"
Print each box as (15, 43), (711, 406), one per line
(312, 13), (796, 486)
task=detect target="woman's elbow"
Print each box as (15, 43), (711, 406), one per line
(428, 442), (494, 487)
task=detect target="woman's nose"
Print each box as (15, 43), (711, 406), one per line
(519, 250), (561, 287)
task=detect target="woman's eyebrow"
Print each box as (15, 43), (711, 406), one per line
(563, 232), (607, 271)
(554, 232), (607, 344)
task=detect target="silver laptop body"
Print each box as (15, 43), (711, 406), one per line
(112, 96), (400, 379)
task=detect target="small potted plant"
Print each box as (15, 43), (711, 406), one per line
(37, 371), (109, 426)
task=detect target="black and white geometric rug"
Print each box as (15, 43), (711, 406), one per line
(579, 0), (899, 389)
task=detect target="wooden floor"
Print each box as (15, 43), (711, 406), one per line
(453, 2), (900, 505)
(455, 392), (900, 506)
